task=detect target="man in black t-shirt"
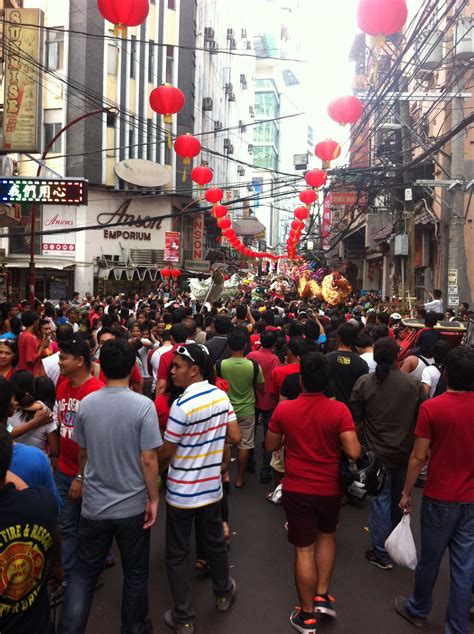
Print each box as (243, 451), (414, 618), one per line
(326, 323), (368, 406)
(0, 383), (59, 634)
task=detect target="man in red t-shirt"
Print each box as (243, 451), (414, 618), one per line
(270, 336), (304, 398)
(266, 352), (360, 633)
(155, 324), (188, 396)
(18, 310), (48, 376)
(395, 347), (474, 632)
(55, 337), (104, 581)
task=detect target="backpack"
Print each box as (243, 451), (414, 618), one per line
(414, 353), (433, 368)
(432, 365), (447, 397)
(216, 358), (259, 391)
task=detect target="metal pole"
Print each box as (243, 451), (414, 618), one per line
(446, 0), (471, 307)
(28, 107), (118, 305)
(400, 96), (415, 302)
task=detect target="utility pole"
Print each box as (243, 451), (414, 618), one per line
(445, 0), (471, 308)
(399, 94), (415, 304)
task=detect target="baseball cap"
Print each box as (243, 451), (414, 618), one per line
(391, 312), (402, 321)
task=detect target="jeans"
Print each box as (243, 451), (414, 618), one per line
(57, 513), (150, 634)
(166, 501), (233, 625)
(257, 409), (273, 479)
(406, 497), (474, 634)
(55, 469), (81, 579)
(369, 464), (407, 563)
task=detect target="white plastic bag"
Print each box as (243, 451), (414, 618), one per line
(384, 514), (417, 570)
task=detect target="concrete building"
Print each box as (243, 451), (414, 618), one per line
(1, 0), (186, 300)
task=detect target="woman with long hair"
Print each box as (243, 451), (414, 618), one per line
(0, 339), (17, 379)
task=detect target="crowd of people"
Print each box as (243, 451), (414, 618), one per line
(0, 282), (472, 634)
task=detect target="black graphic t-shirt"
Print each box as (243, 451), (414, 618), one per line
(0, 484), (58, 633)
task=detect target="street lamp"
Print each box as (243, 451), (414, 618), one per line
(28, 107), (118, 304)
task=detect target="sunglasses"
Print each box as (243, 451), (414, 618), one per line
(175, 344), (209, 364)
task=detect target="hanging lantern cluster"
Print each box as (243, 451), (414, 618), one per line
(98, 0), (150, 38)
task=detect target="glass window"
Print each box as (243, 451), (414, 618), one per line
(255, 78), (275, 89)
(166, 45), (174, 84)
(108, 43), (118, 74)
(253, 146), (278, 170)
(130, 35), (137, 79)
(44, 122), (62, 153)
(9, 204), (41, 255)
(255, 92), (278, 117)
(148, 41), (155, 83)
(147, 119), (155, 161)
(253, 121), (278, 144)
(129, 127), (135, 155)
(46, 28), (64, 71)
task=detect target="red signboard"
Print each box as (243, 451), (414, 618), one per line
(164, 231), (181, 263)
(322, 192), (332, 251)
(192, 214), (204, 259)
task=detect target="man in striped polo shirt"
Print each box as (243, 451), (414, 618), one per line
(158, 343), (241, 634)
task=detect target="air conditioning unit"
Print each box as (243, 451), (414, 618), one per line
(223, 138), (231, 149)
(248, 143), (253, 154)
(204, 27), (215, 42)
(394, 234), (409, 256)
(229, 38), (237, 50)
(240, 73), (247, 89)
(226, 144), (234, 155)
(208, 40), (218, 54)
(227, 28), (235, 40)
(225, 82), (233, 95)
(237, 165), (245, 176)
(214, 120), (222, 131)
(202, 97), (213, 111)
(239, 120), (247, 133)
(228, 92), (236, 102)
(249, 105), (255, 117)
(246, 41), (252, 50)
(241, 28), (247, 39)
(233, 189), (239, 198)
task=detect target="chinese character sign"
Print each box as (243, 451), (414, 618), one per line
(42, 207), (76, 255)
(322, 192), (332, 251)
(3, 9), (44, 152)
(0, 178), (88, 205)
(165, 231), (181, 263)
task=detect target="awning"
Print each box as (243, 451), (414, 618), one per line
(371, 222), (394, 242)
(6, 258), (75, 270)
(233, 217), (266, 236)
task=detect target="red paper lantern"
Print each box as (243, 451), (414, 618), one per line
(212, 205), (228, 219)
(236, 244), (246, 253)
(217, 217), (232, 230)
(291, 219), (304, 230)
(160, 268), (171, 278)
(174, 134), (201, 181)
(222, 228), (236, 239)
(191, 165), (213, 187)
(205, 188), (223, 204)
(170, 269), (181, 278)
(149, 85), (185, 124)
(357, 0), (407, 44)
(304, 169), (328, 190)
(315, 139), (341, 169)
(328, 96), (363, 126)
(97, 0), (149, 37)
(294, 206), (310, 221)
(299, 189), (317, 205)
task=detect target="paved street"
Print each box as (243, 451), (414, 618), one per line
(87, 453), (452, 634)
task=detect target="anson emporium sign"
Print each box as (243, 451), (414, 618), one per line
(0, 178), (88, 205)
(97, 205), (164, 242)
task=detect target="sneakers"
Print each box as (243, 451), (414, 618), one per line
(216, 577), (237, 612)
(290, 607), (317, 633)
(365, 549), (393, 570)
(395, 596), (427, 628)
(314, 593), (336, 618)
(164, 610), (194, 634)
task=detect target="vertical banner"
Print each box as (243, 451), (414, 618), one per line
(3, 9), (44, 152)
(164, 231), (181, 262)
(42, 207), (76, 255)
(192, 214), (204, 259)
(322, 192), (332, 251)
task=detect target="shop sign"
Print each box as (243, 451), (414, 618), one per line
(321, 192), (332, 251)
(0, 178), (88, 205)
(42, 207), (76, 254)
(3, 9), (44, 152)
(97, 205), (163, 230)
(330, 190), (367, 206)
(114, 159), (171, 188)
(184, 259), (210, 273)
(164, 231), (181, 263)
(448, 269), (458, 286)
(192, 214), (204, 259)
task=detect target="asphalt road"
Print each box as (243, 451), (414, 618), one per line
(87, 460), (452, 634)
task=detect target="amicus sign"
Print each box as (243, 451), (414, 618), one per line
(114, 159), (171, 188)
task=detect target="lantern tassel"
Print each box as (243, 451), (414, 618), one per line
(114, 23), (127, 39)
(164, 115), (172, 150)
(182, 158), (190, 182)
(322, 160), (330, 169)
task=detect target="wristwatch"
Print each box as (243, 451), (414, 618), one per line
(74, 474), (84, 482)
